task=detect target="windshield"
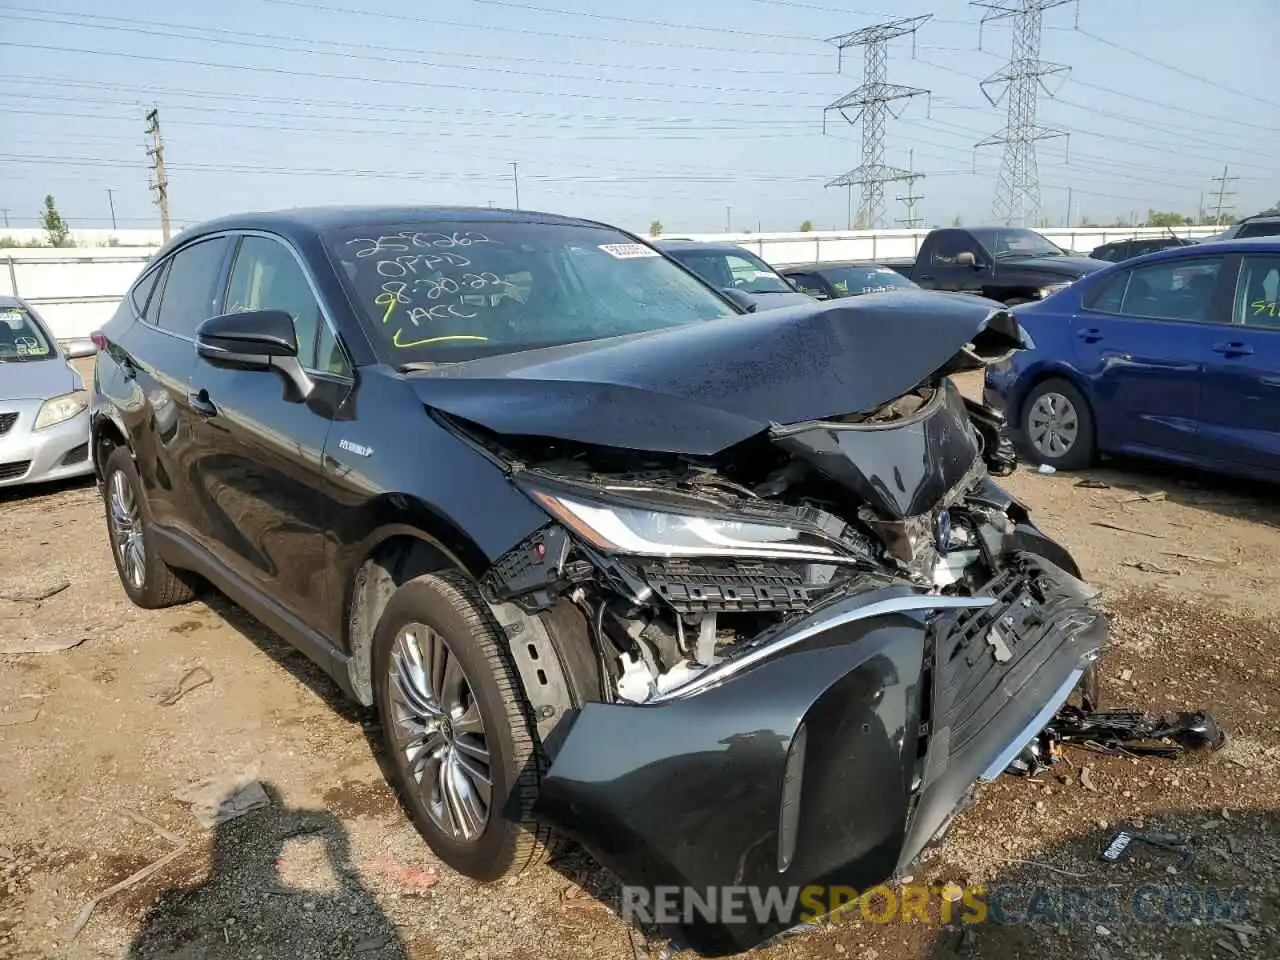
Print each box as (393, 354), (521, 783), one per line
(821, 266), (918, 296)
(669, 247), (795, 294)
(971, 228), (1067, 260)
(0, 303), (55, 362)
(326, 220), (738, 364)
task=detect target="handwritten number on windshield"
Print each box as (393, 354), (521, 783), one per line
(347, 231), (493, 259)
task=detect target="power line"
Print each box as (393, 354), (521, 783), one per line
(262, 0), (832, 59)
(972, 0), (1074, 227)
(0, 41), (829, 112)
(823, 16), (931, 228)
(0, 11), (830, 99)
(1073, 28), (1280, 109)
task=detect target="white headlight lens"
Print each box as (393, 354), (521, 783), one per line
(531, 491), (851, 562)
(1037, 282), (1071, 299)
(33, 390), (88, 430)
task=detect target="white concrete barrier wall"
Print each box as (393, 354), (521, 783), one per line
(2, 226), (1223, 339)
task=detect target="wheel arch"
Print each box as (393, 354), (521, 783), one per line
(343, 513), (488, 706)
(90, 409), (131, 481)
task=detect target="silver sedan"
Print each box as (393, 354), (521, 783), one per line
(0, 296), (96, 488)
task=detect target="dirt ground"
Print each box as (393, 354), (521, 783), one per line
(2, 372), (1278, 960)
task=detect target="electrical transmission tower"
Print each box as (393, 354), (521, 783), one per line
(1209, 166), (1238, 225)
(895, 150), (926, 228)
(145, 107), (171, 243)
(972, 0), (1073, 227)
(823, 16), (931, 230)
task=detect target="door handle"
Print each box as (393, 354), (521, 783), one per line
(1076, 328), (1103, 343)
(1212, 341), (1253, 357)
(916, 274), (935, 281)
(188, 389), (218, 418)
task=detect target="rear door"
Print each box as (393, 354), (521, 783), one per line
(1069, 254), (1235, 458)
(1196, 253), (1280, 471)
(117, 236), (232, 536)
(186, 232), (354, 637)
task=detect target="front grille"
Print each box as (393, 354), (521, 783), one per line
(641, 559), (812, 613)
(59, 443), (89, 466)
(0, 412), (17, 436)
(0, 460), (31, 481)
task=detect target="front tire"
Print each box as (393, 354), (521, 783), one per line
(102, 446), (196, 609)
(372, 570), (550, 881)
(1019, 378), (1095, 470)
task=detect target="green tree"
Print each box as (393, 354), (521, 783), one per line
(41, 195), (71, 247)
(1145, 209), (1187, 228)
(799, 220), (813, 232)
(648, 219), (662, 237)
(1253, 200), (1279, 217)
(950, 214), (963, 227)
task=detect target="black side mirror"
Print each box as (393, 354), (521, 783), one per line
(956, 251), (979, 268)
(196, 310), (313, 398)
(720, 287), (759, 312)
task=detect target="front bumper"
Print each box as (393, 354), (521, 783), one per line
(0, 401), (93, 488)
(534, 554), (1104, 956)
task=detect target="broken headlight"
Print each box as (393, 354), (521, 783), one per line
(527, 490), (860, 564)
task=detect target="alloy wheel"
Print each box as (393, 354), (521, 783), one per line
(1027, 391), (1080, 460)
(108, 469), (146, 590)
(387, 623), (492, 842)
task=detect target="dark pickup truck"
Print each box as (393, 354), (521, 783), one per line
(884, 226), (1109, 306)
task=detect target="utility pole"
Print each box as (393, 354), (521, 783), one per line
(144, 107), (171, 242)
(725, 206), (732, 232)
(105, 189), (118, 231)
(0, 209), (8, 228)
(972, 1), (1072, 227)
(1210, 166), (1237, 226)
(1065, 186), (1073, 227)
(510, 163), (520, 210)
(894, 149), (926, 228)
(823, 16), (931, 230)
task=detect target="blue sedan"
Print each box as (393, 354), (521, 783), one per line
(984, 238), (1280, 481)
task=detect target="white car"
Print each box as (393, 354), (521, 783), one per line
(0, 296), (96, 488)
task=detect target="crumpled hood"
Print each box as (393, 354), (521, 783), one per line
(1007, 255), (1109, 278)
(0, 357), (77, 402)
(407, 291), (1023, 456)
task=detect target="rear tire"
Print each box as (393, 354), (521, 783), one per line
(1019, 378), (1095, 471)
(102, 446), (196, 609)
(372, 570), (550, 881)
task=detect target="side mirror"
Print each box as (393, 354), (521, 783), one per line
(60, 337), (98, 360)
(720, 288), (759, 313)
(956, 251), (979, 268)
(196, 310), (313, 398)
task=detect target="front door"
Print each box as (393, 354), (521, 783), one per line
(1069, 254), (1234, 458)
(187, 233), (355, 637)
(1197, 253), (1280, 472)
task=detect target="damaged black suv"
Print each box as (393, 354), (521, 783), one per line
(90, 207), (1105, 955)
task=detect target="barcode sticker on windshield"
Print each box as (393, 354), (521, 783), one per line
(598, 243), (660, 259)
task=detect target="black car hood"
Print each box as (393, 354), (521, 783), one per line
(406, 292), (1023, 456)
(1003, 254), (1108, 278)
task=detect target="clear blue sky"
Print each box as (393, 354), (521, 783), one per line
(0, 0), (1275, 234)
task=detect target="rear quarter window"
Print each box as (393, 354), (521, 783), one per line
(1083, 271), (1129, 313)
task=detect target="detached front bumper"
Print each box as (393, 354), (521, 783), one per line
(534, 554), (1104, 956)
(0, 401), (93, 488)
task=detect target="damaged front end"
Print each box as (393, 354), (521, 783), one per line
(432, 300), (1103, 955)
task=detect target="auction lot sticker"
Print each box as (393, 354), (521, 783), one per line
(599, 243), (660, 259)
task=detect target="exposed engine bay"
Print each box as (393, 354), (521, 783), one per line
(467, 372), (1051, 708)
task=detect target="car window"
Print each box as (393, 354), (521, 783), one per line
(225, 236), (347, 373)
(153, 237), (230, 338)
(785, 272), (825, 297)
(130, 266), (163, 316)
(721, 252), (793, 293)
(1090, 244), (1118, 262)
(1118, 258), (1224, 323)
(0, 303), (55, 362)
(1236, 221), (1280, 239)
(1233, 255), (1280, 328)
(820, 265), (917, 296)
(931, 231), (980, 265)
(1083, 271), (1130, 313)
(326, 220), (735, 364)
